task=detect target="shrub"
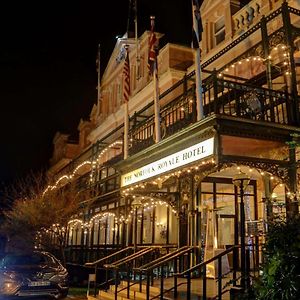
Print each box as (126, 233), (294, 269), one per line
(255, 216), (300, 300)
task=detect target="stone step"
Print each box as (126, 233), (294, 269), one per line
(110, 284), (161, 300)
(110, 285), (136, 299)
(98, 289), (131, 300)
(120, 281), (161, 294)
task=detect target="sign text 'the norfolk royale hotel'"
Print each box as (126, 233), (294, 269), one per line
(121, 137), (214, 187)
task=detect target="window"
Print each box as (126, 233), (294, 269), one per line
(214, 17), (225, 45)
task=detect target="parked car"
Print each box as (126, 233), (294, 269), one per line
(0, 251), (69, 299)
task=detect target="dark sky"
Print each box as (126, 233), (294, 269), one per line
(0, 0), (192, 185)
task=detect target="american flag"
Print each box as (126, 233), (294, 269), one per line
(192, 0), (203, 49)
(148, 16), (158, 76)
(123, 47), (130, 103)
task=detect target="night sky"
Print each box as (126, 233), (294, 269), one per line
(0, 0), (193, 186)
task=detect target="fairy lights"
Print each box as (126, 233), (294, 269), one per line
(217, 44), (292, 77)
(43, 140), (123, 196)
(96, 140), (123, 164)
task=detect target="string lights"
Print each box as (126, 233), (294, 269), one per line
(43, 140), (123, 195)
(217, 44), (292, 77)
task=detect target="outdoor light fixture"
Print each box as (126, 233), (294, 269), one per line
(232, 171), (250, 290)
(232, 171), (250, 190)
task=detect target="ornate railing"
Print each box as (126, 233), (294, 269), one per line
(128, 72), (297, 155)
(233, 0), (262, 35)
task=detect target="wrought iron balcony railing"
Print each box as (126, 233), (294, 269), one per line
(128, 71), (297, 155)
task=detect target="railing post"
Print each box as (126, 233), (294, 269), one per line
(174, 257), (178, 298)
(246, 248), (251, 291)
(127, 268), (131, 299)
(146, 271), (150, 300)
(160, 265), (164, 300)
(187, 269), (191, 300)
(115, 268), (119, 300)
(94, 265), (97, 296)
(232, 247), (237, 286)
(105, 268), (109, 291)
(139, 269), (143, 292)
(203, 264), (207, 300)
(218, 256), (222, 300)
(187, 251), (191, 300)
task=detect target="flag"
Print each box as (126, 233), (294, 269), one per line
(123, 47), (130, 103)
(192, 0), (203, 49)
(148, 16), (158, 76)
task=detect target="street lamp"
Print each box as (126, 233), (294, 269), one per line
(232, 171), (250, 290)
(131, 198), (142, 252)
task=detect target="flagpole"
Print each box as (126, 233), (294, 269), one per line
(123, 45), (130, 159)
(192, 0), (204, 121)
(195, 47), (203, 120)
(153, 59), (161, 143)
(134, 0), (140, 80)
(96, 43), (101, 117)
(124, 101), (129, 159)
(150, 16), (161, 143)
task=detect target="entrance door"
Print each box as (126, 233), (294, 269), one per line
(200, 177), (257, 261)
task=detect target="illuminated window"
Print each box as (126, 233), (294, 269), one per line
(215, 17), (225, 45)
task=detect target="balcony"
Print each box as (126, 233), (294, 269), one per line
(128, 70), (298, 156)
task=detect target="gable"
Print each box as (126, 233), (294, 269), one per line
(102, 35), (136, 83)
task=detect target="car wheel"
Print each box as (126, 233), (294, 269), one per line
(59, 290), (69, 299)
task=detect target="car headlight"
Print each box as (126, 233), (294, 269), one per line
(0, 272), (21, 294)
(0, 280), (20, 295)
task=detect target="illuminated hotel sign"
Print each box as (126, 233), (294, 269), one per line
(121, 137), (214, 187)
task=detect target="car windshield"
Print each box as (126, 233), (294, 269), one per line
(0, 253), (47, 268)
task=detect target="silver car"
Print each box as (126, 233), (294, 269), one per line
(0, 251), (69, 299)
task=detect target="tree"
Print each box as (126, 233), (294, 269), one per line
(0, 171), (82, 265)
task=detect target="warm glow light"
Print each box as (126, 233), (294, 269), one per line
(121, 138), (214, 187)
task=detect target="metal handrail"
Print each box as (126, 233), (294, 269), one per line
(134, 246), (192, 272)
(108, 246), (162, 300)
(176, 245), (238, 276)
(130, 246), (196, 300)
(172, 245), (241, 300)
(103, 247), (156, 269)
(85, 246), (134, 297)
(84, 246), (133, 267)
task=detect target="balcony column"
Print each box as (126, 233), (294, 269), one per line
(260, 16), (273, 91)
(286, 139), (299, 219)
(233, 171), (250, 291)
(282, 1), (300, 125)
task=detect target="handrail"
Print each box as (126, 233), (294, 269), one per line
(170, 245), (241, 300)
(141, 246), (195, 272)
(129, 246), (196, 300)
(103, 247), (156, 269)
(175, 245), (239, 276)
(107, 246), (162, 300)
(84, 246), (133, 267)
(133, 246), (191, 272)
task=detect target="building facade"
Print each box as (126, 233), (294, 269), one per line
(47, 0), (300, 271)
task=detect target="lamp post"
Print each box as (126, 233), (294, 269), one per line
(131, 198), (142, 253)
(233, 171), (250, 290)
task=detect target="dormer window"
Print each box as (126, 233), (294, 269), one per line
(214, 17), (225, 45)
